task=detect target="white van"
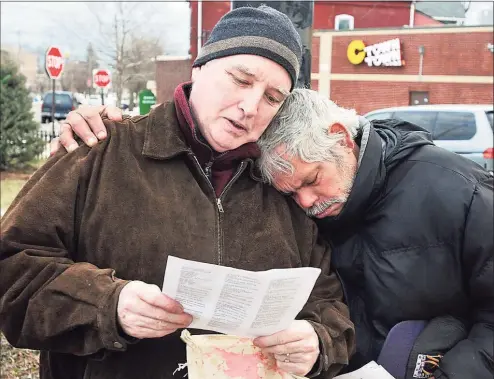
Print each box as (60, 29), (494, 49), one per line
(365, 105), (493, 173)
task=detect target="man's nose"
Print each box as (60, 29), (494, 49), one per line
(239, 88), (263, 118)
(296, 189), (318, 210)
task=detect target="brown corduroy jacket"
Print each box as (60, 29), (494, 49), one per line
(0, 103), (355, 379)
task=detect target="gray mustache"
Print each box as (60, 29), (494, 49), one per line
(305, 198), (345, 217)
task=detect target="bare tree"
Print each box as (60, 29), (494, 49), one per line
(84, 2), (163, 107)
(124, 35), (162, 110)
(61, 60), (90, 93)
(86, 43), (99, 95)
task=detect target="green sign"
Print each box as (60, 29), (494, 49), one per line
(138, 89), (156, 115)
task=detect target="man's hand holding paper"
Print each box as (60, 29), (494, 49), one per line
(254, 320), (320, 377)
(117, 280), (193, 339)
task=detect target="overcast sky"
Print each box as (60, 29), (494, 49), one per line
(1, 1), (191, 62)
(1, 1), (492, 62)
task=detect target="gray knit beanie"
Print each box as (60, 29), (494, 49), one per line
(193, 5), (302, 91)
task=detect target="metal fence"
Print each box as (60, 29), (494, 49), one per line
(36, 130), (56, 160)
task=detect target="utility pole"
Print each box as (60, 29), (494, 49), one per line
(16, 29), (21, 64)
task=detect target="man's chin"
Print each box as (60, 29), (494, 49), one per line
(209, 140), (236, 153)
(209, 135), (245, 153)
(314, 203), (344, 219)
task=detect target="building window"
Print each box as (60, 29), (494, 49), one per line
(409, 91), (429, 106)
(335, 14), (354, 30)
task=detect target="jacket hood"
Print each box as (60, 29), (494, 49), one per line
(317, 118), (434, 233)
(377, 118), (434, 171)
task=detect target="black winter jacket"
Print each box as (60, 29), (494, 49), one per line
(317, 119), (493, 378)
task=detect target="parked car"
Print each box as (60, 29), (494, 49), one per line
(365, 105), (493, 173)
(41, 91), (80, 123)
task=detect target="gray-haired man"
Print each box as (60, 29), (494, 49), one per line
(257, 89), (493, 379)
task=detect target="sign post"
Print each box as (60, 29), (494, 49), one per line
(45, 46), (64, 138)
(92, 69), (111, 105)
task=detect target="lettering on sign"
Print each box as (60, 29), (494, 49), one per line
(46, 56), (63, 69)
(94, 75), (110, 85)
(93, 69), (111, 88)
(347, 38), (405, 67)
(142, 96), (156, 104)
(45, 46), (64, 79)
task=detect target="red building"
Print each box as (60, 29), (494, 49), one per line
(189, 1), (231, 63)
(312, 1), (439, 30)
(157, 1), (490, 112)
(312, 26), (494, 114)
(188, 1), (441, 62)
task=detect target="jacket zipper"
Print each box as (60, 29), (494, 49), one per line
(218, 162), (247, 201)
(189, 154), (246, 265)
(204, 161), (213, 181)
(215, 162), (247, 264)
(190, 153), (215, 196)
(216, 199), (224, 213)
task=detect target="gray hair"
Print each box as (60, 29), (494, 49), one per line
(257, 89), (361, 184)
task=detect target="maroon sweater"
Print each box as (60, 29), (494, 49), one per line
(173, 83), (260, 196)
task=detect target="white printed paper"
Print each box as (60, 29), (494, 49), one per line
(162, 256), (321, 337)
(334, 361), (395, 379)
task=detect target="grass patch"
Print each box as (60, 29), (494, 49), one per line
(1, 334), (40, 379)
(1, 159), (45, 213)
(1, 179), (27, 212)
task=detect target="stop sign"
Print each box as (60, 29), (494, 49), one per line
(45, 46), (64, 79)
(93, 69), (111, 88)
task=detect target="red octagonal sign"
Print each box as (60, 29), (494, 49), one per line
(93, 69), (111, 88)
(45, 46), (64, 79)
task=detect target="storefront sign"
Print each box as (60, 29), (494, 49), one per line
(347, 38), (404, 67)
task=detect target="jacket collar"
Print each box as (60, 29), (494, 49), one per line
(339, 124), (387, 221)
(142, 102), (190, 160)
(141, 103), (262, 184)
(316, 122), (387, 233)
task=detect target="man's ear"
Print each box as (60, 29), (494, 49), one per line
(329, 123), (355, 149)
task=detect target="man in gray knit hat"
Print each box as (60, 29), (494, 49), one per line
(1, 5), (354, 379)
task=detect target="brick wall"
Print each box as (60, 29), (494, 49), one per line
(155, 59), (192, 104)
(414, 11), (442, 26)
(330, 81), (494, 114)
(311, 36), (320, 74)
(314, 1), (412, 29)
